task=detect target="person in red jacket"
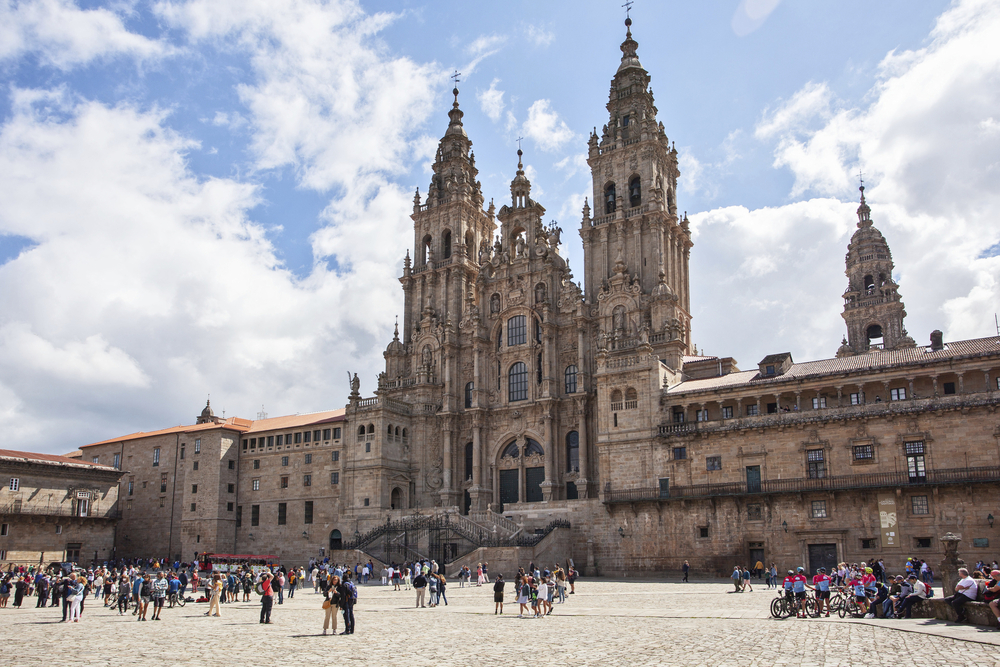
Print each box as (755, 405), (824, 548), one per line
(259, 572), (274, 624)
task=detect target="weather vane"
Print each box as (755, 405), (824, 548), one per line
(622, 0), (634, 18)
(859, 169), (865, 187)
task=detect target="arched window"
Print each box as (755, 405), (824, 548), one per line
(508, 362), (528, 402)
(421, 234), (432, 265)
(625, 387), (638, 409)
(566, 431), (579, 472)
(401, 428), (408, 440)
(465, 442), (474, 481)
(605, 182), (617, 214)
(442, 230), (452, 259)
(464, 381), (474, 409)
(501, 441), (519, 458)
(507, 315), (527, 346)
(864, 274), (875, 295)
(395, 426), (399, 437)
(367, 423), (374, 434)
(610, 389), (623, 410)
(629, 175), (641, 207)
(867, 324), (884, 348)
(390, 488), (402, 510)
(357, 425), (365, 437)
(387, 424), (393, 435)
(564, 365), (578, 394)
(329, 529), (343, 551)
(525, 439), (544, 457)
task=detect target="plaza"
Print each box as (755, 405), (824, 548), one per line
(4, 579), (998, 666)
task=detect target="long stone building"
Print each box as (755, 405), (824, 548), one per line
(76, 17), (1000, 575)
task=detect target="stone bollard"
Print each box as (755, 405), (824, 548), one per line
(584, 539), (596, 577)
(938, 532), (964, 597)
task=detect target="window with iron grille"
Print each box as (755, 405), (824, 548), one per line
(673, 447), (687, 460)
(303, 474), (312, 487)
(706, 456), (722, 471)
(276, 435), (283, 446)
(811, 500), (828, 518)
(280, 477), (288, 489)
(812, 397), (827, 409)
(281, 456), (289, 466)
(508, 362), (528, 402)
(333, 428), (341, 440)
(861, 538), (878, 549)
(853, 444), (874, 460)
(253, 459), (260, 469)
(252, 478), (260, 491)
(507, 315), (527, 346)
(305, 453), (312, 464)
(330, 472), (339, 485)
(747, 504), (763, 521)
(850, 392), (863, 405)
(746, 404), (759, 416)
(323, 429), (331, 440)
(807, 449), (826, 478)
(304, 501), (313, 524)
(194, 439), (201, 454)
(278, 503), (287, 525)
(332, 451), (339, 462)
(721, 406), (733, 419)
(911, 495), (929, 515)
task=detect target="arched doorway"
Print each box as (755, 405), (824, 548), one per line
(497, 437), (544, 509)
(329, 529), (343, 551)
(390, 487), (402, 510)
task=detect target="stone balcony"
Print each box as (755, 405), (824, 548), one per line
(603, 464), (1000, 504)
(0, 502), (122, 520)
(658, 391), (1000, 438)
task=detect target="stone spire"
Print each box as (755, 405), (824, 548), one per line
(618, 15), (642, 73)
(445, 83), (466, 137)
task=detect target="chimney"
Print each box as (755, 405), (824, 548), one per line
(929, 330), (944, 351)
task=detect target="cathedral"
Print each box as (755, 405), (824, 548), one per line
(62, 17), (1000, 577)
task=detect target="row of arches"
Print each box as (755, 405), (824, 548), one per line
(356, 423), (408, 442)
(463, 364), (579, 409)
(604, 176), (642, 214)
(419, 229), (478, 265)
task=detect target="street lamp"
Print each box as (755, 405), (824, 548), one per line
(989, 513), (995, 528)
(782, 521), (788, 533)
(302, 531), (309, 539)
(618, 526), (625, 539)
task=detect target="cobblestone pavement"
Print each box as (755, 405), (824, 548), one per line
(3, 580), (999, 666)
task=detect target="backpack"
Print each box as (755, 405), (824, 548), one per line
(345, 581), (358, 602)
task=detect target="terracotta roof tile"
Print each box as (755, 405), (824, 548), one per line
(0, 448), (118, 470)
(668, 335), (1000, 395)
(244, 409), (346, 433)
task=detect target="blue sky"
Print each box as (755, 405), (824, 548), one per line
(1, 0), (998, 453)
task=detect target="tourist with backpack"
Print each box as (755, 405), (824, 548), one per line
(338, 573), (357, 634)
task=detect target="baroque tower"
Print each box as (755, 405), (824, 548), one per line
(580, 16), (692, 370)
(837, 185), (916, 356)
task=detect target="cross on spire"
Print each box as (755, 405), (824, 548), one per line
(451, 70), (461, 86)
(516, 136), (523, 151)
(622, 0), (634, 18)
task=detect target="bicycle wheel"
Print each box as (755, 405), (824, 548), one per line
(770, 597), (783, 618)
(177, 594), (186, 607)
(838, 598), (848, 618)
(805, 597), (821, 618)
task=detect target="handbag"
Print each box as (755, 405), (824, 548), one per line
(322, 599), (331, 609)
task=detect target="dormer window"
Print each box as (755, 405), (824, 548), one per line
(765, 365), (775, 376)
(758, 353), (793, 377)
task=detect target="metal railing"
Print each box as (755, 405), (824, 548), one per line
(603, 465), (1000, 504)
(0, 502), (122, 519)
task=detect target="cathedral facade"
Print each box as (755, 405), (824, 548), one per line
(67, 19), (1000, 576)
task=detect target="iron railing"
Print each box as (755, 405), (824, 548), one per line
(603, 465), (1000, 504)
(0, 502), (122, 519)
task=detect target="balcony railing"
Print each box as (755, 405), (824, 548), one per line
(603, 465), (1000, 504)
(0, 502), (122, 519)
(659, 392), (1000, 438)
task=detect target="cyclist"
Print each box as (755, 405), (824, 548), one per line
(847, 570), (869, 616)
(792, 567), (809, 617)
(782, 569), (796, 605)
(809, 567), (832, 617)
(168, 573), (181, 607)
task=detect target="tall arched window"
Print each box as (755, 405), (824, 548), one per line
(566, 431), (579, 472)
(367, 423), (374, 434)
(604, 182), (617, 214)
(421, 234), (432, 265)
(465, 442), (474, 481)
(507, 315), (527, 346)
(625, 387), (638, 409)
(464, 381), (474, 409)
(329, 529), (343, 551)
(525, 439), (544, 456)
(610, 389), (623, 410)
(442, 230), (452, 259)
(508, 362), (528, 402)
(629, 175), (641, 207)
(564, 365), (578, 394)
(387, 424), (393, 436)
(501, 442), (519, 458)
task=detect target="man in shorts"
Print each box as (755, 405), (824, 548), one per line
(792, 567), (808, 617)
(810, 567), (832, 616)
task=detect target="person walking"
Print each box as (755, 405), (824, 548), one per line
(205, 573), (222, 617)
(413, 570), (427, 608)
(322, 575), (341, 635)
(437, 574), (448, 606)
(67, 575), (85, 622)
(338, 573), (357, 634)
(682, 560), (690, 583)
(151, 571), (168, 620)
(493, 574), (505, 614)
(275, 570), (285, 605)
(259, 572), (274, 624)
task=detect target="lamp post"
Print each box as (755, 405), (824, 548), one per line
(618, 526), (625, 539)
(782, 521), (788, 533)
(989, 513), (995, 529)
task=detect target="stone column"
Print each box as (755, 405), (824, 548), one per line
(908, 377), (915, 400)
(836, 386), (843, 407)
(932, 375), (939, 397)
(576, 397), (590, 498)
(957, 372), (965, 394)
(470, 421), (483, 511)
(541, 411), (556, 501)
(985, 371), (992, 394)
(576, 326), (587, 392)
(473, 346), (480, 407)
(939, 532), (964, 598)
(794, 392), (801, 411)
(440, 427), (453, 505)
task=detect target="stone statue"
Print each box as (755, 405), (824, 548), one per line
(596, 330), (608, 352)
(421, 345), (433, 367)
(349, 372), (360, 396)
(550, 225), (562, 247)
(515, 234), (526, 258)
(490, 293), (501, 314)
(613, 305), (625, 332)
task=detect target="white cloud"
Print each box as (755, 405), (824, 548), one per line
(731, 0), (783, 37)
(525, 25), (554, 47)
(463, 32), (506, 73)
(696, 0), (1000, 365)
(522, 99), (575, 152)
(553, 153), (588, 180)
(0, 0), (169, 69)
(478, 78), (505, 122)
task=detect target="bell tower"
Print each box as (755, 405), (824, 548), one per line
(837, 185), (915, 356)
(580, 15), (692, 365)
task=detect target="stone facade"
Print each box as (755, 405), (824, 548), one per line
(74, 17), (1000, 575)
(0, 449), (123, 566)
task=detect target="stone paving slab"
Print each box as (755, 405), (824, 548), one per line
(2, 580), (998, 666)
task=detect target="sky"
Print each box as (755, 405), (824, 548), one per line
(1, 0), (998, 454)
